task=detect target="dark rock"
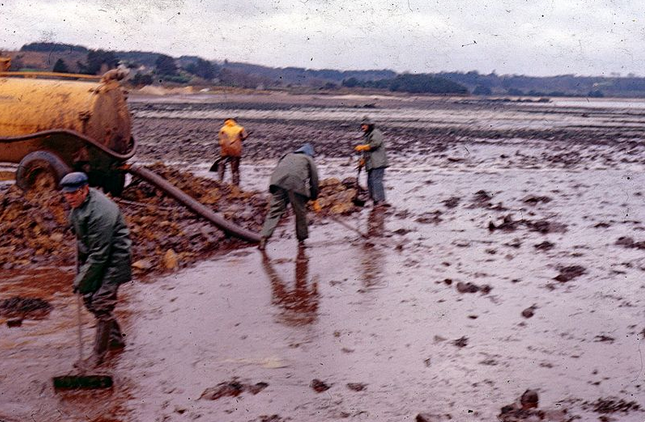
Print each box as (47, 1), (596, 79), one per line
(534, 241), (555, 251)
(583, 397), (641, 413)
(473, 190), (493, 204)
(616, 236), (645, 249)
(258, 415), (286, 422)
(6, 318), (23, 327)
(346, 382), (366, 391)
(520, 390), (539, 409)
(443, 197), (460, 208)
(616, 236), (635, 247)
(247, 382), (269, 394)
(526, 219), (567, 234)
(199, 380), (244, 400)
(456, 282), (479, 293)
(456, 282), (491, 294)
(416, 413), (445, 422)
(453, 336), (468, 348)
(521, 306), (537, 319)
(554, 265), (585, 282)
(416, 211), (443, 224)
(0, 296), (52, 319)
(199, 378), (267, 400)
(523, 195), (552, 205)
(310, 379), (331, 393)
(489, 215), (519, 232)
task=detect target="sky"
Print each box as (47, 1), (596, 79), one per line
(1, 0), (644, 77)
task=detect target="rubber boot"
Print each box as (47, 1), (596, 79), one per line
(73, 319), (111, 370)
(90, 319), (111, 367)
(217, 159), (226, 182)
(109, 319), (126, 351)
(258, 237), (267, 251)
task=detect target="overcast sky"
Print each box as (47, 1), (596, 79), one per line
(2, 0), (644, 77)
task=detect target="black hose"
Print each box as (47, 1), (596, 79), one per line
(127, 164), (261, 243)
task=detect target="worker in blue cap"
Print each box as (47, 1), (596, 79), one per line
(59, 172), (132, 368)
(259, 143), (320, 250)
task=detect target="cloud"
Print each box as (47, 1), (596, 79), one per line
(2, 0), (645, 76)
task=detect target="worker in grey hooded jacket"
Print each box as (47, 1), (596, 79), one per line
(259, 143), (319, 250)
(60, 172), (132, 368)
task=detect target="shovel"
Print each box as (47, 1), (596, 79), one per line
(53, 285), (113, 390)
(208, 156), (223, 172)
(325, 214), (369, 239)
(352, 164), (367, 207)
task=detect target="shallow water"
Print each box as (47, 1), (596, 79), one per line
(3, 152), (644, 421)
(3, 94), (645, 421)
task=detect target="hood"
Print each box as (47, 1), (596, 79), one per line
(294, 143), (315, 157)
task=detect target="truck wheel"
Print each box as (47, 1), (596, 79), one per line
(103, 171), (126, 197)
(15, 151), (71, 192)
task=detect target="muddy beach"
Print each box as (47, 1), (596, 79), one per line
(1, 93), (645, 421)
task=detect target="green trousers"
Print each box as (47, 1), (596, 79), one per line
(260, 187), (309, 241)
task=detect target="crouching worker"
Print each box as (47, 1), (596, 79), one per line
(259, 143), (319, 250)
(60, 172), (132, 368)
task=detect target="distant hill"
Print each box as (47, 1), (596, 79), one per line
(436, 71), (645, 98)
(20, 42), (88, 54)
(223, 61), (397, 86)
(5, 42), (645, 97)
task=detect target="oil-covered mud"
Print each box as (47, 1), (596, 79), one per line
(2, 94), (645, 421)
(0, 163), (362, 276)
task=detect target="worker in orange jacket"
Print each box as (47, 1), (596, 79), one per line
(217, 118), (248, 185)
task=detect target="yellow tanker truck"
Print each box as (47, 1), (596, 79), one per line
(0, 58), (261, 242)
(0, 59), (135, 195)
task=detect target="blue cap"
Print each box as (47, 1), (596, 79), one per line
(295, 143), (315, 157)
(59, 172), (89, 192)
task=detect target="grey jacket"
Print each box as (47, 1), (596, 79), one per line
(269, 152), (319, 199)
(70, 188), (132, 294)
(362, 128), (389, 171)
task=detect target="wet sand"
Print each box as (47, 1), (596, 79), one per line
(2, 94), (645, 421)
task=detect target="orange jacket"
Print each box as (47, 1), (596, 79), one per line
(218, 119), (247, 157)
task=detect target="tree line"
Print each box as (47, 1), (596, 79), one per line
(15, 42), (645, 97)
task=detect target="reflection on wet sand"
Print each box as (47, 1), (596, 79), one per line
(359, 207), (387, 290)
(0, 269), (130, 421)
(261, 246), (319, 326)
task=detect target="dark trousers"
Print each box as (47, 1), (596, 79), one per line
(83, 281), (124, 347)
(367, 167), (386, 203)
(260, 188), (309, 241)
(218, 156), (241, 185)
